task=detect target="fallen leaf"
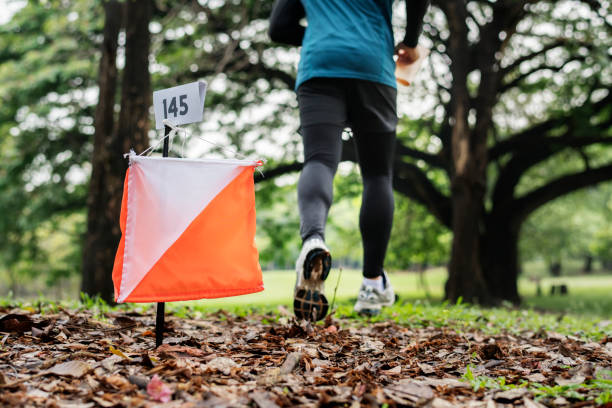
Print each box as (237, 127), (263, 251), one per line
(418, 362), (436, 374)
(118, 332), (134, 345)
(525, 373), (546, 383)
(523, 397), (547, 408)
(385, 379), (434, 404)
(494, 388), (529, 402)
(147, 374), (172, 403)
(108, 345), (130, 360)
(128, 375), (148, 389)
(280, 352), (302, 375)
(419, 378), (471, 389)
(383, 365), (402, 375)
(104, 374), (132, 390)
(100, 355), (122, 371)
(202, 357), (239, 375)
(480, 343), (505, 360)
(56, 401), (94, 408)
(430, 397), (456, 408)
(257, 367), (282, 386)
(251, 390), (280, 408)
(141, 330), (155, 337)
(26, 389), (49, 399)
(0, 314), (33, 333)
(46, 360), (92, 378)
(113, 316), (137, 327)
(90, 396), (117, 408)
(555, 375), (585, 386)
(156, 344), (206, 357)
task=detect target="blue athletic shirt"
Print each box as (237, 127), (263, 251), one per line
(295, 0), (395, 90)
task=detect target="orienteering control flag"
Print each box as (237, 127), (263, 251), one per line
(112, 155), (264, 303)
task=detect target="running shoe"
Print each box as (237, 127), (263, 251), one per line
(353, 271), (395, 316)
(293, 237), (332, 321)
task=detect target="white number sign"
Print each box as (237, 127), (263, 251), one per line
(153, 81), (207, 130)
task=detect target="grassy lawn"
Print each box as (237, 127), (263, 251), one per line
(174, 268), (612, 316)
(520, 274), (612, 317)
(173, 268), (446, 310)
(2, 267), (611, 335)
(2, 268), (610, 341)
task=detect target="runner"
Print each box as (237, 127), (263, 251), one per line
(269, 0), (430, 320)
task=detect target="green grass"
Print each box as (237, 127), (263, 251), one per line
(154, 269), (612, 340)
(519, 274), (612, 317)
(462, 364), (612, 405)
(2, 267), (611, 340)
(177, 268), (446, 309)
(172, 268), (612, 318)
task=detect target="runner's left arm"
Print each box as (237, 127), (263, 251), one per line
(269, 0), (306, 46)
(403, 0), (430, 47)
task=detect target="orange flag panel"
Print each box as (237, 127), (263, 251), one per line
(112, 156), (263, 303)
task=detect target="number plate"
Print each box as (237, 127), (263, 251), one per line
(152, 81), (207, 129)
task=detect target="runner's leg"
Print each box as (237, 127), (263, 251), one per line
(298, 124), (344, 241)
(352, 129), (396, 278)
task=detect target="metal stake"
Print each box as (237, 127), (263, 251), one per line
(155, 124), (171, 348)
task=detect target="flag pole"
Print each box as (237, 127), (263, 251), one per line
(155, 124), (170, 348)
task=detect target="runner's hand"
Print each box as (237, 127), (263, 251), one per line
(395, 43), (420, 65)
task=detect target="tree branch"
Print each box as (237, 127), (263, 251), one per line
(500, 39), (568, 75)
(500, 55), (588, 93)
(490, 88), (612, 160)
(393, 161), (452, 228)
(513, 163), (612, 223)
(396, 142), (448, 170)
(255, 162), (302, 183)
(253, 150), (453, 229)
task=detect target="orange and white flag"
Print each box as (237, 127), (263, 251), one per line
(112, 155), (263, 303)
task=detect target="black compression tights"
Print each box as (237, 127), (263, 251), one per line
(297, 124), (395, 279)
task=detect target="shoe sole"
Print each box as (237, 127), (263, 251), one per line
(293, 249), (331, 321)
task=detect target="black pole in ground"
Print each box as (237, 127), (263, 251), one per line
(155, 124), (171, 348)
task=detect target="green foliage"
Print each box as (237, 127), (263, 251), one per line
(255, 180), (301, 269)
(0, 0), (299, 289)
(0, 0), (100, 289)
(386, 194), (450, 269)
(1, 0), (611, 302)
(462, 365), (612, 404)
(520, 182), (612, 272)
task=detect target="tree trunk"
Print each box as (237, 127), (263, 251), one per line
(481, 221), (521, 304)
(444, 98), (490, 303)
(582, 255), (593, 274)
(442, 1), (490, 304)
(81, 0), (152, 302)
(114, 0), (152, 156)
(81, 0), (122, 302)
(445, 171), (490, 304)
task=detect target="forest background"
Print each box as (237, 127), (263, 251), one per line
(0, 0), (610, 311)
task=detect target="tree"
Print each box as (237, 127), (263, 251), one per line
(425, 0), (612, 303)
(0, 1), (101, 294)
(2, 0), (610, 305)
(255, 0), (612, 304)
(520, 181), (612, 275)
(81, 0), (152, 302)
(0, 0), (293, 298)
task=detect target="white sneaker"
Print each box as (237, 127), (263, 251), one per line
(293, 237), (332, 321)
(353, 272), (395, 316)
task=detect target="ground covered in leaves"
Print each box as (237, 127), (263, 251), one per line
(1, 304), (611, 407)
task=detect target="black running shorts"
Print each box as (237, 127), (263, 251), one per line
(297, 77), (398, 133)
